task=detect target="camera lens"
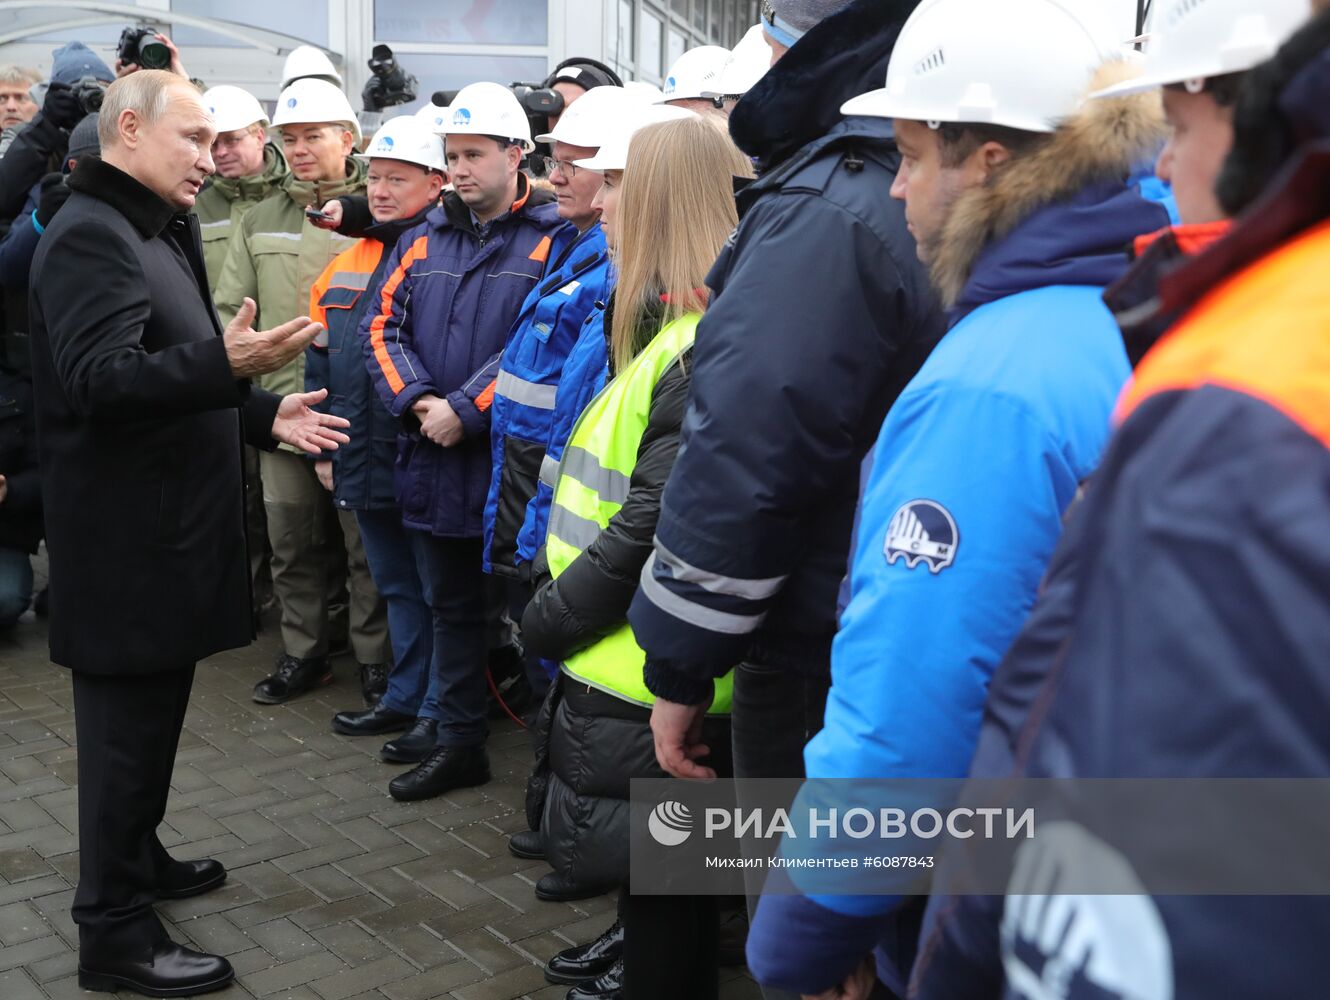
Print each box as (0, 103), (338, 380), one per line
(138, 39), (171, 70)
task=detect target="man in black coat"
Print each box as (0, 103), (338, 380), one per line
(28, 70), (348, 998)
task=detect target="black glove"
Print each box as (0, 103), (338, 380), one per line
(42, 84), (83, 131)
(35, 173), (71, 228)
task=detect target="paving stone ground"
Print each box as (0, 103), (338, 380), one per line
(0, 568), (761, 1000)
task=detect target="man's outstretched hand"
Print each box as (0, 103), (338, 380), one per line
(272, 389), (350, 455)
(225, 298), (323, 379)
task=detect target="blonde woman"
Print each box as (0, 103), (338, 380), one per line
(521, 114), (753, 1000)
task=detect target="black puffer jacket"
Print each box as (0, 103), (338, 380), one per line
(521, 323), (730, 887)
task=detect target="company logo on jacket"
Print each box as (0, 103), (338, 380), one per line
(884, 499), (958, 574)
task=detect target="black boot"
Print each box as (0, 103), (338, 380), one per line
(359, 661), (389, 705)
(536, 871), (614, 902)
(333, 702), (414, 736)
(545, 919), (623, 984)
(565, 957), (623, 999)
(508, 829), (546, 860)
(79, 941), (235, 996)
(156, 858), (227, 900)
(388, 746), (490, 801)
(380, 719), (439, 763)
(252, 654), (332, 705)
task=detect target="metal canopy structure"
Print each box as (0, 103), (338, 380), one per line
(0, 1), (341, 63)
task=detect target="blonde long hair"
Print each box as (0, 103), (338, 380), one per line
(609, 115), (753, 372)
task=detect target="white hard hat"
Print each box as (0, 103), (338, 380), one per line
(659, 46), (731, 103)
(574, 105), (695, 173)
(841, 0), (1112, 134)
(703, 25), (771, 99)
(281, 45), (342, 89)
(273, 78), (361, 141)
(623, 80), (665, 104)
(415, 101), (449, 129)
(202, 85), (268, 133)
(1090, 0), (1311, 100)
(534, 85), (638, 147)
(357, 115), (446, 172)
(434, 81), (534, 153)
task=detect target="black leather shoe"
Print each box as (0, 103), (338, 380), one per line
(545, 919), (623, 984)
(388, 746), (490, 802)
(360, 661), (389, 705)
(252, 654), (332, 705)
(380, 719), (439, 763)
(565, 957), (622, 999)
(79, 940), (235, 996)
(333, 702), (413, 737)
(156, 858), (227, 900)
(535, 871), (614, 903)
(508, 829), (546, 860)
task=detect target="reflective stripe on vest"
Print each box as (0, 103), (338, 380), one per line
(547, 313), (733, 713)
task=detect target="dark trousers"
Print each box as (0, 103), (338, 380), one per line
(732, 662), (831, 1000)
(623, 890), (720, 1000)
(71, 665), (196, 960)
(357, 509), (435, 718)
(412, 532), (489, 748)
(505, 577), (552, 704)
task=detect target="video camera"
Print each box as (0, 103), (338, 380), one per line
(362, 44), (418, 112)
(72, 76), (108, 116)
(510, 57), (623, 175)
(118, 26), (171, 71)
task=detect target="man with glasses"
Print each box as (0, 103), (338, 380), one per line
(481, 85), (629, 714)
(215, 78), (392, 708)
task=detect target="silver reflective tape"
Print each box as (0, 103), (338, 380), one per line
(548, 504), (603, 552)
(253, 231), (303, 241)
(329, 271), (371, 290)
(653, 540), (788, 602)
(639, 553), (766, 636)
(496, 369), (557, 410)
(539, 452), (560, 488)
(198, 219), (231, 230)
(560, 446), (630, 505)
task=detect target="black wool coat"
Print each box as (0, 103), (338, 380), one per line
(28, 156), (281, 674)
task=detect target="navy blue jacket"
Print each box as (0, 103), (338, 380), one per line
(628, 0), (946, 699)
(361, 177), (567, 538)
(306, 211), (426, 512)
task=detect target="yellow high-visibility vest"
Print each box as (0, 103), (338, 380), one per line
(546, 312), (732, 713)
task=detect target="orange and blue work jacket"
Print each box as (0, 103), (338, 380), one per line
(305, 211), (429, 513)
(359, 177), (567, 538)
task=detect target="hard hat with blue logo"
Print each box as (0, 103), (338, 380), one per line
(657, 45), (730, 103)
(272, 77), (361, 141)
(201, 85), (268, 133)
(431, 81), (534, 152)
(356, 115), (446, 171)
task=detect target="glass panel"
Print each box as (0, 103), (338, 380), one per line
(671, 0), (689, 16)
(375, 0), (548, 46)
(385, 53), (548, 110)
(639, 9), (663, 78)
(170, 0), (329, 48)
(693, 0), (706, 32)
(666, 30), (686, 74)
(613, 0), (635, 73)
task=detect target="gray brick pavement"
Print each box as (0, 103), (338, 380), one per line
(0, 606), (761, 999)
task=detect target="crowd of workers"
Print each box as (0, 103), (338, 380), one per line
(3, 0), (1330, 996)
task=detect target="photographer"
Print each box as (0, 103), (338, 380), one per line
(0, 42), (112, 221)
(113, 28), (188, 79)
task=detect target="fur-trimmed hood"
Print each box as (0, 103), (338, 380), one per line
(933, 60), (1172, 316)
